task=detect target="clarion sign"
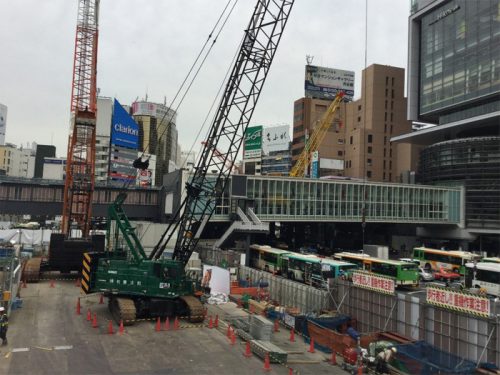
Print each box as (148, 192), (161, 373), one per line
(114, 123), (139, 136)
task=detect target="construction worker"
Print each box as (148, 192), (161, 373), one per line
(375, 347), (397, 374)
(0, 306), (8, 346)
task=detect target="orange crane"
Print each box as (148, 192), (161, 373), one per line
(61, 0), (99, 237)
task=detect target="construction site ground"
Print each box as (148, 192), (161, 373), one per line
(0, 279), (349, 374)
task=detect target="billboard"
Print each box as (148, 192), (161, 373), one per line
(109, 146), (137, 183)
(262, 125), (290, 154)
(244, 125), (262, 159)
(132, 101), (177, 124)
(305, 65), (355, 101)
(111, 99), (139, 149)
(311, 151), (319, 178)
(352, 271), (395, 295)
(426, 286), (490, 318)
(320, 158), (344, 170)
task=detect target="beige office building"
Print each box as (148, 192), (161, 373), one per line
(292, 64), (418, 182)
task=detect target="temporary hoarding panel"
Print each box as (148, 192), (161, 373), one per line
(426, 286), (490, 318)
(305, 65), (355, 100)
(111, 99), (139, 149)
(352, 271), (395, 295)
(244, 126), (263, 159)
(262, 125), (290, 154)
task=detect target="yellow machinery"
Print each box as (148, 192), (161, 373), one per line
(289, 91), (345, 177)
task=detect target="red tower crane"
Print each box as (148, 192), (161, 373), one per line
(61, 0), (99, 237)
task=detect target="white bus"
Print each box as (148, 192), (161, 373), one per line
(466, 262), (500, 297)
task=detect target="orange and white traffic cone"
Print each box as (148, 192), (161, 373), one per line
(87, 308), (92, 322)
(108, 320), (114, 335)
(289, 328), (295, 342)
(214, 315), (219, 328)
(92, 313), (98, 328)
(164, 317), (170, 331)
(119, 320), (124, 335)
(308, 338), (315, 353)
(155, 317), (161, 332)
(208, 316), (213, 329)
(174, 317), (179, 330)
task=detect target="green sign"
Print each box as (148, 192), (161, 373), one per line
(244, 126), (262, 158)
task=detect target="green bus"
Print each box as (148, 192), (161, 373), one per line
(333, 252), (419, 287)
(248, 244), (290, 274)
(281, 253), (357, 288)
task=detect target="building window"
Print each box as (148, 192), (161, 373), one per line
(384, 136), (387, 144)
(383, 148), (386, 157)
(390, 113), (393, 122)
(368, 134), (373, 143)
(367, 158), (372, 166)
(367, 171), (372, 178)
(383, 160), (386, 169)
(391, 101), (394, 110)
(350, 136), (353, 145)
(358, 116), (361, 122)
(384, 124), (387, 132)
(389, 160), (392, 169)
(385, 100), (388, 109)
(391, 77), (394, 86)
(383, 172), (386, 180)
(385, 76), (389, 86)
(390, 149), (392, 157)
(358, 105), (362, 111)
(338, 138), (344, 144)
(367, 146), (372, 154)
(389, 173), (392, 181)
(385, 112), (387, 121)
(338, 150), (343, 157)
(385, 88), (388, 97)
(391, 89), (394, 99)
(390, 125), (393, 133)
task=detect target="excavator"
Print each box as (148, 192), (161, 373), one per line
(81, 0), (295, 325)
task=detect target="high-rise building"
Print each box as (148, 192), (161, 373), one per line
(393, 0), (500, 252)
(95, 97), (113, 183)
(292, 64), (414, 181)
(0, 143), (35, 178)
(0, 103), (6, 145)
(343, 65), (415, 182)
(132, 101), (178, 186)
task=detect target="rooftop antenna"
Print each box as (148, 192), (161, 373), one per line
(306, 55), (314, 65)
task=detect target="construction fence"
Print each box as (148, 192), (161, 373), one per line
(334, 279), (500, 366)
(233, 267), (500, 366)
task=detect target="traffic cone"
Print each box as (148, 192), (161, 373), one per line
(119, 320), (124, 335)
(288, 368), (293, 375)
(227, 324), (232, 338)
(50, 279), (55, 288)
(92, 313), (98, 328)
(308, 338), (315, 353)
(208, 316), (213, 329)
(76, 298), (81, 315)
(174, 317), (179, 330)
(155, 317), (161, 332)
(244, 341), (252, 358)
(330, 351), (337, 365)
(99, 294), (104, 304)
(108, 320), (114, 335)
(214, 315), (219, 328)
(274, 319), (279, 332)
(230, 332), (236, 346)
(164, 317), (170, 331)
(87, 308), (92, 322)
(289, 328), (295, 342)
(263, 353), (271, 372)
(75, 278), (81, 287)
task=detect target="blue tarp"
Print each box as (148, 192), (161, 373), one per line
(395, 341), (477, 374)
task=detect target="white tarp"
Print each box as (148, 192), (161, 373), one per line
(202, 265), (230, 295)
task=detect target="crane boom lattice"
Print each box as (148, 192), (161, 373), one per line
(289, 92), (344, 178)
(150, 0), (295, 264)
(62, 0), (99, 237)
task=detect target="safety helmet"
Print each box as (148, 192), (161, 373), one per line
(391, 347), (397, 353)
(0, 307), (4, 312)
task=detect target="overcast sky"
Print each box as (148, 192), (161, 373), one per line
(0, 0), (410, 157)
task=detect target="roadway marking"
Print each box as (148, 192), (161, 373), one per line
(53, 345), (73, 350)
(11, 348), (30, 353)
(34, 346), (53, 351)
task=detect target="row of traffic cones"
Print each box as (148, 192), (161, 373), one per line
(207, 315), (219, 329)
(155, 316), (179, 331)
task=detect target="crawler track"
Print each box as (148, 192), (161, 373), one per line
(180, 295), (204, 322)
(109, 296), (136, 325)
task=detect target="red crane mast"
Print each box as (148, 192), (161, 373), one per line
(61, 0), (99, 237)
